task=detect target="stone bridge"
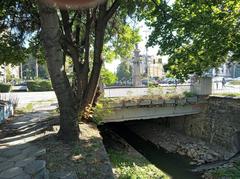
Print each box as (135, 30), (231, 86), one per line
(101, 96), (208, 123)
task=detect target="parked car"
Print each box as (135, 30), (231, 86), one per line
(142, 79), (158, 86)
(160, 78), (179, 84)
(142, 79), (148, 86)
(11, 83), (28, 92)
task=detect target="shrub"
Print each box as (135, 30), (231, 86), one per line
(27, 80), (52, 92)
(183, 91), (196, 97)
(0, 83), (11, 92)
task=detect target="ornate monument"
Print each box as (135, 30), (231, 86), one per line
(132, 46), (142, 87)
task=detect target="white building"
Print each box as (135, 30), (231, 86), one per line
(0, 64), (20, 83)
(130, 47), (165, 79)
(207, 63), (240, 78)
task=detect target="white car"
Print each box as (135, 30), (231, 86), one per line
(11, 83), (28, 92)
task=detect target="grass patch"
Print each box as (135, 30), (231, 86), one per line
(109, 150), (169, 179)
(229, 80), (240, 85)
(16, 103), (34, 113)
(212, 93), (240, 97)
(209, 161), (240, 178)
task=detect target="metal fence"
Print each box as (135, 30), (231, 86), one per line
(212, 83), (240, 94)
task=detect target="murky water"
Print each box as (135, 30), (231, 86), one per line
(101, 123), (201, 179)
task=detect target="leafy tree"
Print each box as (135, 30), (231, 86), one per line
(101, 68), (117, 86)
(38, 0), (126, 141)
(23, 57), (49, 80)
(116, 61), (132, 82)
(145, 0), (240, 79)
(0, 1), (39, 65)
(0, 0), (145, 141)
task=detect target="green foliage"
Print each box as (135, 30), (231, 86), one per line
(183, 91), (196, 98)
(112, 25), (141, 59)
(22, 103), (34, 113)
(109, 150), (168, 179)
(5, 67), (12, 82)
(16, 103), (34, 114)
(144, 0), (240, 80)
(229, 80), (240, 86)
(117, 61), (132, 82)
(23, 57), (49, 80)
(101, 68), (117, 86)
(103, 24), (141, 62)
(213, 93), (240, 97)
(0, 1), (40, 65)
(93, 98), (113, 124)
(27, 80), (52, 91)
(210, 161), (240, 178)
(0, 83), (11, 92)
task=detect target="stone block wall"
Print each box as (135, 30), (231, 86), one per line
(161, 97), (240, 153)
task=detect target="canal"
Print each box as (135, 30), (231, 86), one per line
(99, 122), (201, 179)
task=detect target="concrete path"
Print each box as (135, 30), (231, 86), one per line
(0, 92), (57, 108)
(0, 110), (54, 179)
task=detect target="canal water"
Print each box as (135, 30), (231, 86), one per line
(100, 123), (201, 179)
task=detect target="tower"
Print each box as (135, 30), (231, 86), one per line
(132, 46), (142, 87)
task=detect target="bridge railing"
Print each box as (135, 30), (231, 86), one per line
(104, 84), (192, 98)
(212, 83), (240, 95)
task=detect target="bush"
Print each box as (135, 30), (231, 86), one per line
(183, 91), (196, 97)
(0, 83), (11, 92)
(27, 80), (52, 92)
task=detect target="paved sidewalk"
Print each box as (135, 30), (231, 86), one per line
(0, 101), (114, 179)
(0, 110), (54, 179)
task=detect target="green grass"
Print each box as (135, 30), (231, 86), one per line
(212, 93), (240, 97)
(210, 161), (240, 178)
(16, 103), (34, 113)
(108, 150), (169, 179)
(229, 80), (240, 85)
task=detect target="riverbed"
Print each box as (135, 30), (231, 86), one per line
(99, 123), (202, 179)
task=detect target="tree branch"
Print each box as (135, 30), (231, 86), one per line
(104, 0), (121, 23)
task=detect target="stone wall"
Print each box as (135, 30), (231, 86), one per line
(160, 97), (240, 153)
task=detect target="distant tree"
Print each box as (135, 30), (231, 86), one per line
(101, 68), (117, 86)
(116, 61), (132, 82)
(23, 57), (49, 80)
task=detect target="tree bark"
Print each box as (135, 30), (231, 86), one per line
(38, 1), (80, 142)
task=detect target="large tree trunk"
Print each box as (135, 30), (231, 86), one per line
(38, 2), (80, 142)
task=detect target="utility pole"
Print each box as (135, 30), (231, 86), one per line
(35, 58), (39, 79)
(20, 63), (23, 80)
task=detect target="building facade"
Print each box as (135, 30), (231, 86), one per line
(208, 63), (240, 78)
(131, 47), (165, 79)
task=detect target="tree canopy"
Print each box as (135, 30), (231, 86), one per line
(0, 0), (150, 141)
(116, 61), (132, 82)
(0, 1), (40, 64)
(101, 68), (117, 86)
(145, 0), (240, 79)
